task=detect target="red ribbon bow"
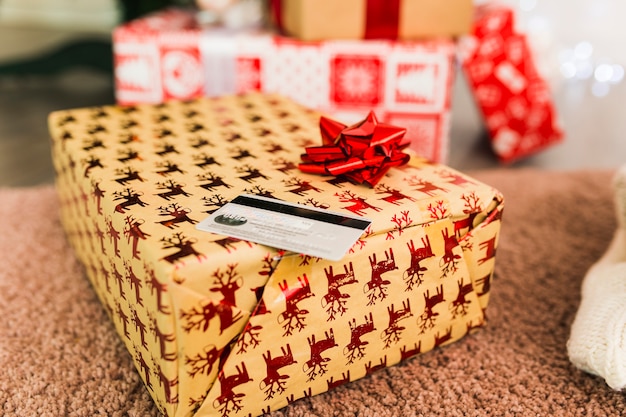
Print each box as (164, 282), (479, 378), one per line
(299, 112), (411, 187)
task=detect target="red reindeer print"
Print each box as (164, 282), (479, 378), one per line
(157, 203), (197, 229)
(134, 346), (152, 390)
(326, 175), (354, 188)
(434, 326), (453, 348)
(187, 121), (205, 132)
(404, 236), (435, 290)
(263, 141), (285, 153)
(450, 278), (474, 318)
(365, 356), (387, 375)
(83, 137), (105, 151)
(201, 194), (228, 214)
(118, 132), (140, 144)
(284, 177), (323, 196)
(99, 260), (111, 294)
(419, 285), (445, 333)
(93, 219), (106, 254)
(124, 215), (150, 260)
(83, 155), (104, 178)
(115, 301), (130, 338)
(426, 200), (448, 220)
(303, 329), (338, 381)
(210, 264), (242, 306)
(236, 164), (268, 183)
(287, 388), (313, 405)
(130, 306), (148, 348)
(180, 299), (243, 335)
(145, 263), (169, 314)
(400, 341), (422, 360)
(197, 172), (233, 191)
(272, 157), (298, 174)
(302, 198), (330, 210)
(155, 143), (179, 157)
(185, 344), (223, 378)
(91, 179), (105, 215)
(335, 190), (381, 216)
(327, 371), (351, 390)
(193, 153), (221, 169)
(117, 147), (142, 163)
(230, 146), (256, 160)
(375, 183), (416, 205)
(381, 299), (413, 348)
(260, 344), (297, 400)
(213, 237), (244, 253)
(364, 249), (397, 305)
(322, 263), (357, 321)
(453, 192), (481, 238)
(155, 160), (185, 176)
(236, 320), (263, 354)
(109, 260), (126, 302)
(124, 260), (143, 306)
(213, 362), (252, 417)
(106, 216), (121, 257)
(440, 228), (461, 278)
(406, 177), (448, 196)
(278, 275), (315, 336)
(160, 232), (205, 265)
(243, 185), (277, 199)
(154, 127), (173, 139)
(114, 166), (144, 185)
(153, 361), (178, 405)
(148, 312), (177, 361)
(344, 313), (376, 364)
(155, 179), (191, 201)
(475, 273), (492, 297)
(478, 236), (497, 265)
(113, 188), (148, 213)
(437, 169), (474, 187)
(386, 210), (413, 239)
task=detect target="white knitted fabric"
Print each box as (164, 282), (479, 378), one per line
(568, 164), (626, 390)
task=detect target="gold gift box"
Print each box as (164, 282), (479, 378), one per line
(49, 93), (503, 417)
(273, 0), (473, 41)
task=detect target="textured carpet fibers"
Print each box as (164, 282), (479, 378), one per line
(1, 169), (626, 416)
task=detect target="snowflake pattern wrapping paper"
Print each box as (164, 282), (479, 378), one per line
(48, 93), (504, 417)
(459, 4), (564, 163)
(113, 8), (455, 163)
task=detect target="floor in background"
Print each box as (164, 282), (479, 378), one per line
(1, 67), (625, 188)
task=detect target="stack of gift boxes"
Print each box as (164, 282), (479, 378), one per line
(47, 1), (560, 416)
(112, 0), (563, 164)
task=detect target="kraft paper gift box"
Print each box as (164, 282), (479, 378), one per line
(49, 92), (504, 417)
(458, 4), (564, 163)
(269, 0), (473, 41)
(113, 8), (455, 163)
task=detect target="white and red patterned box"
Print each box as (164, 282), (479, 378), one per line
(113, 8), (455, 163)
(458, 4), (563, 163)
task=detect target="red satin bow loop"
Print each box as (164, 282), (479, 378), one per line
(299, 112), (411, 187)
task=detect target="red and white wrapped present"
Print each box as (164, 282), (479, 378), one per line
(113, 8), (455, 163)
(459, 4), (564, 163)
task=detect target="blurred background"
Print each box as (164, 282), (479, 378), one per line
(0, 0), (624, 187)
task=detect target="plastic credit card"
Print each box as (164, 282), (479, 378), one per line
(196, 194), (372, 261)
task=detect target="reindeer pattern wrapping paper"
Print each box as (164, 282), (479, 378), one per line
(48, 93), (503, 417)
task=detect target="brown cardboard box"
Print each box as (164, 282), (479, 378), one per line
(49, 93), (503, 417)
(272, 0), (473, 41)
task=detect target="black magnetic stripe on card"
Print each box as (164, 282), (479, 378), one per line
(231, 195), (371, 230)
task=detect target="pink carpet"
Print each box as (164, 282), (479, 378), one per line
(2, 168), (625, 416)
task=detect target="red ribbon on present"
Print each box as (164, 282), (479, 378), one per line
(271, 0), (403, 40)
(299, 112), (411, 187)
